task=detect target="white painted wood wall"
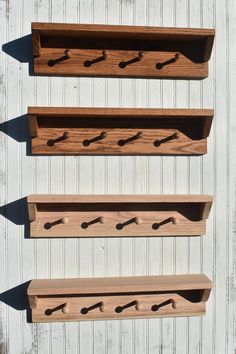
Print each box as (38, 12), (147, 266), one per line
(0, 0), (235, 353)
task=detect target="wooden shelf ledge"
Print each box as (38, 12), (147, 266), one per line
(28, 107), (214, 156)
(32, 22), (215, 79)
(27, 194), (213, 238)
(28, 274), (212, 322)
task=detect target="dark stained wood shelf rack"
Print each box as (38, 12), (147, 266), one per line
(28, 107), (214, 155)
(27, 194), (213, 238)
(28, 274), (212, 322)
(32, 22), (215, 79)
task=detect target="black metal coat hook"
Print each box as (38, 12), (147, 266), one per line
(156, 53), (180, 70)
(44, 217), (69, 230)
(84, 49), (108, 67)
(153, 132), (180, 147)
(48, 49), (72, 67)
(118, 131), (143, 146)
(115, 300), (140, 313)
(152, 216), (179, 230)
(45, 303), (67, 316)
(81, 216), (105, 229)
(119, 51), (144, 68)
(81, 302), (105, 314)
(47, 131), (70, 146)
(83, 131), (107, 146)
(116, 217), (141, 230)
(151, 298), (177, 312)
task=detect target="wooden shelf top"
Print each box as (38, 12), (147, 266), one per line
(28, 107), (214, 116)
(28, 194), (213, 204)
(28, 274), (212, 297)
(32, 22), (215, 41)
(28, 107), (213, 118)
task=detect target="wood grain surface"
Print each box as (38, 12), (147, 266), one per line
(28, 107), (213, 155)
(32, 23), (215, 78)
(28, 274), (212, 295)
(28, 274), (212, 322)
(27, 194), (213, 237)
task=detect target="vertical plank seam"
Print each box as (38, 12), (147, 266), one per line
(132, 2), (135, 354)
(62, 1), (66, 353)
(118, 0), (122, 352)
(34, 2), (39, 352)
(187, 0), (190, 351)
(77, 1), (81, 350)
(200, 0), (204, 352)
(76, 0), (80, 349)
(145, 1), (148, 353)
(47, 6), (51, 349)
(5, 0), (9, 352)
(225, 0), (230, 353)
(105, 1), (108, 353)
(160, 0), (164, 349)
(19, 0), (23, 351)
(212, 0), (217, 353)
(173, 0), (177, 354)
(92, 1), (95, 353)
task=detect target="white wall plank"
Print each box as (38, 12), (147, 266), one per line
(62, 0), (80, 352)
(213, 0), (228, 353)
(174, 3), (190, 353)
(0, 0), (7, 353)
(161, 1), (175, 352)
(146, 2), (163, 350)
(105, 1), (122, 352)
(34, 2), (52, 353)
(228, 1), (236, 353)
(201, 1), (215, 353)
(5, 0), (22, 353)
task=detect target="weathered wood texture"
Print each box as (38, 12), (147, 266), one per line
(28, 274), (212, 322)
(0, 0), (235, 353)
(28, 107), (213, 155)
(32, 23), (215, 79)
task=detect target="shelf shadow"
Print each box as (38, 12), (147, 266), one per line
(0, 197), (30, 238)
(0, 281), (32, 321)
(0, 114), (31, 155)
(2, 34), (34, 76)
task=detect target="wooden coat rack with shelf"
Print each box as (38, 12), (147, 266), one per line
(27, 194), (213, 238)
(32, 22), (215, 79)
(28, 107), (214, 155)
(28, 274), (212, 322)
